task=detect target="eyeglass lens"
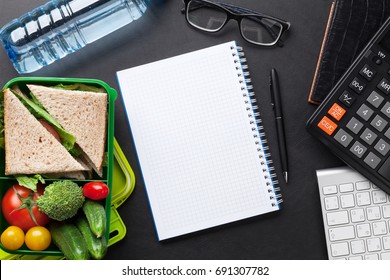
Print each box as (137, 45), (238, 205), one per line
(186, 0), (283, 45)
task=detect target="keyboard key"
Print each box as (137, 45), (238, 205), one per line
(377, 77), (390, 95)
(366, 91), (384, 108)
(370, 114), (388, 132)
(374, 138), (390, 156)
(378, 156), (390, 182)
(365, 254), (379, 260)
(341, 194), (355, 208)
(351, 240), (365, 254)
(356, 104), (374, 121)
(357, 192), (371, 206)
(324, 196), (339, 210)
(381, 252), (390, 260)
(356, 181), (371, 190)
(363, 152), (381, 169)
(383, 236), (390, 250)
(339, 183), (353, 193)
(323, 185), (337, 195)
(334, 129), (353, 148)
(350, 208), (365, 222)
(372, 190), (387, 204)
(330, 242), (349, 257)
(373, 221), (387, 236)
(359, 64), (376, 81)
(349, 77), (366, 94)
(380, 101), (390, 118)
(328, 103), (346, 121)
(366, 206), (381, 220)
(339, 91), (356, 107)
(357, 223), (371, 237)
(326, 211), (349, 226)
(350, 141), (367, 158)
(318, 116), (338, 135)
(367, 238), (381, 252)
(382, 205), (390, 218)
(360, 128), (377, 145)
(329, 225), (355, 241)
(349, 255), (363, 260)
(346, 117), (364, 134)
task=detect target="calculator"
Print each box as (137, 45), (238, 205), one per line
(307, 17), (390, 195)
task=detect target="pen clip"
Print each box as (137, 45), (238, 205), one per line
(269, 72), (275, 109)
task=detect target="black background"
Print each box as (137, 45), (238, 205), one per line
(0, 0), (346, 260)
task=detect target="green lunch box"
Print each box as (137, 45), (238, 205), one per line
(0, 77), (132, 258)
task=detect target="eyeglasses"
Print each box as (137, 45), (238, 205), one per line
(181, 0), (291, 47)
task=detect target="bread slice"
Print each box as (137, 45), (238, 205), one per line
(3, 89), (89, 175)
(28, 84), (108, 177)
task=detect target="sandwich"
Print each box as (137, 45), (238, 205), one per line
(1, 83), (108, 179)
(27, 84), (107, 177)
(3, 88), (89, 175)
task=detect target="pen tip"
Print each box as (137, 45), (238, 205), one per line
(283, 172), (288, 184)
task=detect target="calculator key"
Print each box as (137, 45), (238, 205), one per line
(346, 117), (363, 134)
(364, 152), (381, 169)
(356, 104), (374, 121)
(360, 128), (377, 145)
(374, 138), (390, 156)
(378, 157), (390, 182)
(377, 77), (390, 95)
(328, 103), (346, 121)
(359, 64), (376, 80)
(350, 141), (367, 158)
(366, 91), (384, 108)
(349, 77), (366, 94)
(370, 115), (388, 132)
(380, 101), (390, 118)
(339, 91), (356, 107)
(385, 127), (390, 139)
(318, 116), (337, 135)
(334, 129), (353, 147)
(373, 56), (382, 65)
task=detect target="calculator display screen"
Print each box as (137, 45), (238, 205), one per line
(379, 30), (390, 53)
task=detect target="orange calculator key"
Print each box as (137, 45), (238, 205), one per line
(328, 103), (346, 121)
(318, 116), (338, 135)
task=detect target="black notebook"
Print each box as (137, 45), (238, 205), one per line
(117, 41), (281, 240)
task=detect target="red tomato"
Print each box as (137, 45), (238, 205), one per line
(1, 184), (50, 231)
(38, 120), (61, 142)
(83, 182), (110, 200)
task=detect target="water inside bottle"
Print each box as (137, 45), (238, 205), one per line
(0, 0), (148, 73)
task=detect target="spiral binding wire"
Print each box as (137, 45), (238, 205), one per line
(231, 44), (283, 207)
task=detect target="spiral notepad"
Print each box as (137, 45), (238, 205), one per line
(117, 41), (281, 240)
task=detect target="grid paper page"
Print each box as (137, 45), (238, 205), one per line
(117, 41), (279, 240)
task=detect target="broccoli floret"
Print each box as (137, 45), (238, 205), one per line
(37, 180), (85, 221)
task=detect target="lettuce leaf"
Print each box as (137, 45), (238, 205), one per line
(51, 83), (106, 93)
(15, 174), (45, 192)
(0, 91), (4, 149)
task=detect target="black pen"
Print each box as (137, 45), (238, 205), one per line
(270, 68), (289, 183)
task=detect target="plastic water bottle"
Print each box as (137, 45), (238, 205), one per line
(0, 0), (150, 73)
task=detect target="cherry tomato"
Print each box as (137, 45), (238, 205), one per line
(82, 182), (110, 200)
(38, 119), (61, 142)
(2, 184), (50, 231)
(1, 226), (25, 251)
(25, 226), (51, 251)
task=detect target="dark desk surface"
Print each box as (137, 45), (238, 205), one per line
(0, 0), (343, 260)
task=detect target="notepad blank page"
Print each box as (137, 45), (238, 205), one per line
(117, 42), (278, 240)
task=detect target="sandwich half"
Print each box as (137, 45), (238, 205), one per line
(27, 84), (108, 177)
(3, 88), (89, 175)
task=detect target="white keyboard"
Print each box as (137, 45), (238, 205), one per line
(317, 166), (390, 260)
